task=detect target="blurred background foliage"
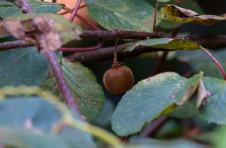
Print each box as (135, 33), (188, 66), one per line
(3, 0), (226, 142)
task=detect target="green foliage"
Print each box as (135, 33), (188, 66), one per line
(0, 37), (51, 88)
(0, 96), (96, 148)
(88, 0), (159, 32)
(0, 1), (64, 19)
(124, 38), (200, 51)
(41, 59), (105, 122)
(177, 50), (226, 79)
(111, 72), (203, 136)
(199, 77), (226, 124)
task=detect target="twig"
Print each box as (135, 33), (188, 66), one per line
(153, 1), (159, 33)
(64, 6), (99, 31)
(58, 41), (103, 52)
(2, 30), (226, 51)
(17, 0), (81, 114)
(45, 51), (80, 113)
(69, 0), (82, 22)
(65, 42), (169, 64)
(200, 46), (226, 80)
(0, 40), (33, 51)
(140, 115), (169, 137)
(183, 70), (195, 78)
(60, 4), (89, 15)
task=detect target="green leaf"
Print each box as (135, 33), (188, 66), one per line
(111, 72), (203, 136)
(0, 1), (64, 19)
(199, 77), (226, 124)
(124, 38), (200, 51)
(177, 49), (226, 79)
(0, 96), (96, 148)
(157, 0), (171, 2)
(168, 101), (197, 118)
(88, 0), (158, 32)
(129, 136), (207, 148)
(0, 38), (50, 87)
(0, 126), (71, 148)
(158, 4), (226, 25)
(3, 14), (82, 53)
(41, 60), (105, 122)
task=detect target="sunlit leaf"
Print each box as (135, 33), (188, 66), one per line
(124, 38), (200, 52)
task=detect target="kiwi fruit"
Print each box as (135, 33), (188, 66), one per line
(103, 40), (134, 95)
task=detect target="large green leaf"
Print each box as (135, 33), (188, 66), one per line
(3, 14), (82, 53)
(199, 77), (226, 124)
(111, 72), (203, 136)
(0, 1), (64, 19)
(158, 4), (226, 25)
(88, 0), (158, 32)
(129, 136), (207, 148)
(124, 38), (200, 51)
(41, 60), (105, 122)
(177, 49), (226, 79)
(0, 37), (51, 87)
(0, 96), (96, 148)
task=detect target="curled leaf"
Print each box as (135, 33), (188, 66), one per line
(158, 4), (226, 25)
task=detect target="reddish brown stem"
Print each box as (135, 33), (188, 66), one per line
(58, 41), (104, 52)
(183, 70), (195, 78)
(140, 115), (169, 136)
(114, 40), (119, 63)
(69, 0), (82, 22)
(200, 46), (226, 80)
(64, 6), (100, 31)
(153, 1), (159, 33)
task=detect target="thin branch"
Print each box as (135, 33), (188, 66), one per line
(81, 30), (169, 40)
(200, 46), (226, 80)
(153, 1), (159, 33)
(0, 40), (33, 51)
(140, 115), (169, 137)
(2, 30), (226, 51)
(65, 42), (169, 64)
(58, 41), (104, 52)
(60, 4), (89, 15)
(69, 0), (82, 22)
(17, 0), (81, 114)
(64, 6), (100, 31)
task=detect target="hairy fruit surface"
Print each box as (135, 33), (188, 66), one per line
(103, 66), (134, 95)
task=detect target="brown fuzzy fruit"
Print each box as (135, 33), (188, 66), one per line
(103, 66), (134, 95)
